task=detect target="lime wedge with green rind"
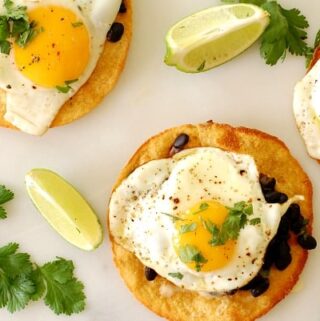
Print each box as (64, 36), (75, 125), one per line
(25, 169), (103, 251)
(165, 4), (270, 72)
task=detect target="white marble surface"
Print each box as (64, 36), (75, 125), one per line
(0, 0), (320, 320)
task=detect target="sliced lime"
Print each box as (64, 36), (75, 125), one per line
(25, 169), (102, 251)
(164, 4), (269, 72)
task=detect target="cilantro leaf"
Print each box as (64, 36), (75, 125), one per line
(168, 272), (184, 280)
(160, 212), (185, 222)
(56, 79), (78, 94)
(40, 258), (85, 315)
(178, 245), (207, 271)
(179, 223), (197, 234)
(0, 1), (39, 55)
(193, 202), (209, 215)
(203, 202), (255, 246)
(6, 276), (35, 312)
(0, 243), (35, 312)
(0, 186), (14, 220)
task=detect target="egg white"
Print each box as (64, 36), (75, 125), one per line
(109, 148), (302, 293)
(293, 59), (320, 159)
(0, 0), (121, 135)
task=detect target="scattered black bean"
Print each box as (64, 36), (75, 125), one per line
(169, 133), (189, 156)
(262, 238), (279, 270)
(107, 22), (124, 42)
(119, 1), (127, 13)
(291, 215), (306, 234)
(259, 174), (276, 192)
(144, 267), (157, 281)
(264, 191), (288, 204)
(286, 204), (301, 223)
(241, 274), (264, 290)
(274, 240), (292, 271)
(250, 277), (269, 297)
(297, 234), (317, 250)
(173, 133), (189, 148)
(277, 215), (290, 240)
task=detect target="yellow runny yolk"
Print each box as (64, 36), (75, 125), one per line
(175, 201), (236, 272)
(13, 6), (90, 88)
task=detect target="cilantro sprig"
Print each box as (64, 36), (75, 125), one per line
(178, 244), (207, 272)
(0, 185), (14, 219)
(0, 243), (85, 315)
(222, 0), (312, 66)
(0, 0), (39, 54)
(0, 185), (85, 315)
(202, 201), (260, 246)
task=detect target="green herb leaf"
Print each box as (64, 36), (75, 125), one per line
(168, 272), (184, 280)
(56, 79), (78, 94)
(197, 60), (206, 72)
(178, 245), (207, 271)
(179, 223), (197, 234)
(40, 258), (86, 315)
(160, 212), (185, 222)
(250, 218), (261, 225)
(0, 185), (14, 219)
(203, 201), (254, 246)
(193, 202), (209, 215)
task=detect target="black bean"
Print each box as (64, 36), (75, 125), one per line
(277, 215), (290, 240)
(119, 1), (127, 13)
(286, 204), (301, 223)
(259, 174), (276, 191)
(107, 22), (124, 42)
(291, 215), (305, 234)
(169, 134), (189, 156)
(274, 241), (292, 270)
(250, 277), (269, 297)
(264, 191), (288, 204)
(173, 133), (189, 148)
(262, 237), (279, 270)
(144, 267), (157, 281)
(241, 274), (264, 290)
(297, 234), (317, 250)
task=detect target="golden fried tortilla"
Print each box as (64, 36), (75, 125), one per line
(108, 122), (313, 321)
(0, 0), (132, 130)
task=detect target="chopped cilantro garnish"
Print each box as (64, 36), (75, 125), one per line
(168, 272), (184, 280)
(178, 245), (207, 272)
(179, 223), (197, 234)
(56, 79), (78, 94)
(193, 202), (209, 215)
(0, 0), (40, 54)
(160, 212), (185, 222)
(202, 201), (256, 246)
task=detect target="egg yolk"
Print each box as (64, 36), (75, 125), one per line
(175, 201), (236, 272)
(13, 6), (90, 88)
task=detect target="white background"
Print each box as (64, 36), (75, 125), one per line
(0, 0), (320, 320)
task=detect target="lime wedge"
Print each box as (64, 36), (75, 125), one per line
(164, 4), (270, 72)
(25, 169), (103, 251)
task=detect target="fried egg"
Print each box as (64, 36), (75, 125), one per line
(0, 0), (121, 135)
(109, 148), (301, 293)
(293, 59), (320, 159)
